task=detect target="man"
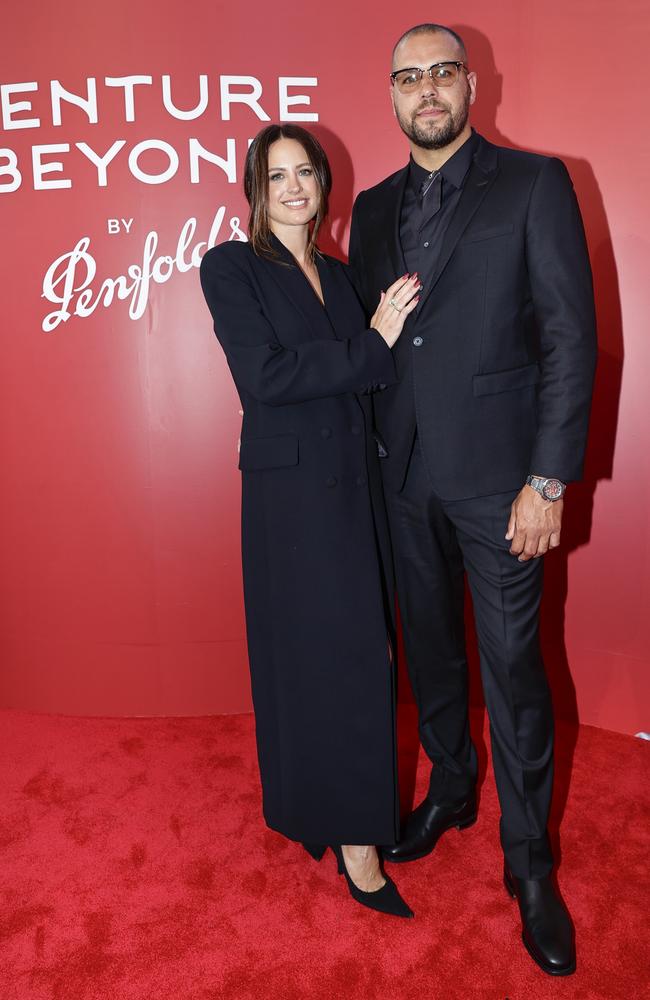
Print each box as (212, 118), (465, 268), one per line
(349, 23), (596, 976)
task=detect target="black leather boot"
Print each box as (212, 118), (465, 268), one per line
(382, 793), (477, 863)
(504, 864), (576, 976)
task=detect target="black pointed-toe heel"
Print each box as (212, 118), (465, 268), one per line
(301, 842), (327, 862)
(331, 845), (414, 918)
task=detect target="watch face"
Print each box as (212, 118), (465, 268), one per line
(542, 479), (564, 500)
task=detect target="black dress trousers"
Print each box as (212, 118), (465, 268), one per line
(387, 438), (554, 878)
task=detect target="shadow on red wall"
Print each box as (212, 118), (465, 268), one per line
(457, 25), (624, 852)
(311, 124), (356, 261)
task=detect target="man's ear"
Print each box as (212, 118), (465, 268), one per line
(389, 84), (397, 118)
(467, 71), (478, 106)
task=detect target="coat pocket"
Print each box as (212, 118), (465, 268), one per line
(472, 362), (540, 397)
(238, 434), (299, 471)
(459, 223), (514, 245)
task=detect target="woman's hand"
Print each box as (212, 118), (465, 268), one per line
(370, 274), (421, 348)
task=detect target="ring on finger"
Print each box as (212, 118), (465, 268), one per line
(388, 297), (403, 312)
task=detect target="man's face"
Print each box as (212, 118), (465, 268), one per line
(390, 32), (477, 150)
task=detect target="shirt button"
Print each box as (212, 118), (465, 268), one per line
(350, 425), (362, 436)
(423, 241), (430, 248)
(326, 476), (337, 487)
(356, 475), (367, 487)
(413, 336), (424, 347)
(320, 427), (332, 438)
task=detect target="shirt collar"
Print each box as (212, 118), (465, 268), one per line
(408, 129), (479, 193)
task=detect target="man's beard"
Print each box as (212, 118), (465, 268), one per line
(396, 86), (471, 150)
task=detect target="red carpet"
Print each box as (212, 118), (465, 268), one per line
(1, 707), (648, 999)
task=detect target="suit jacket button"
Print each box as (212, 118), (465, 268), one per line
(326, 476), (337, 487)
(350, 425), (361, 435)
(413, 336), (424, 347)
(356, 475), (367, 487)
(320, 427), (332, 439)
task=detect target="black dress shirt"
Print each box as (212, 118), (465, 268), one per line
(399, 130), (479, 286)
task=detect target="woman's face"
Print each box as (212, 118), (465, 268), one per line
(265, 138), (320, 233)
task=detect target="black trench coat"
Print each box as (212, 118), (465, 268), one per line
(200, 235), (399, 846)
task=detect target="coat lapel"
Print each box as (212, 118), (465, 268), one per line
(417, 137), (499, 311)
(316, 255), (362, 342)
(261, 233), (337, 340)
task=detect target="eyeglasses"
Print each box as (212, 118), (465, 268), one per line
(390, 61), (468, 94)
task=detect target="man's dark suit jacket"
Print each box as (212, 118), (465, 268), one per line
(349, 133), (598, 500)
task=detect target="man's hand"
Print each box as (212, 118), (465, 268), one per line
(505, 485), (563, 561)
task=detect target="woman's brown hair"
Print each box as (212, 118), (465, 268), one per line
(244, 124), (331, 262)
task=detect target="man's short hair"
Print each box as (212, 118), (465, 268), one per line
(392, 23), (468, 65)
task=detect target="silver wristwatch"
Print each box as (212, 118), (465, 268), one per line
(526, 475), (566, 501)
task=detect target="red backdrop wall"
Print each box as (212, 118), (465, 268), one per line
(1, 1), (648, 734)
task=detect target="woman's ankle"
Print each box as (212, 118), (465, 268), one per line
(342, 845), (376, 865)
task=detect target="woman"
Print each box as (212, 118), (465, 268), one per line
(200, 124), (420, 917)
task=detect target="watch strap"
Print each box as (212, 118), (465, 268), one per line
(526, 475), (566, 500)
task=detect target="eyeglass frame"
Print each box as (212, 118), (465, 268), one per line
(389, 61), (469, 91)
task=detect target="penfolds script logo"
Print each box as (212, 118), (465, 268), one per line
(40, 208), (246, 332)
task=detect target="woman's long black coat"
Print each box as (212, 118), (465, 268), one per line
(200, 235), (399, 845)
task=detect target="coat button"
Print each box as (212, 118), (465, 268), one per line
(326, 476), (337, 487)
(350, 425), (361, 436)
(320, 427), (332, 438)
(356, 475), (367, 487)
(413, 336), (424, 346)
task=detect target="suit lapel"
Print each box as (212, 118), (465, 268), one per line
(388, 168), (409, 277)
(418, 137), (499, 312)
(370, 167), (409, 281)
